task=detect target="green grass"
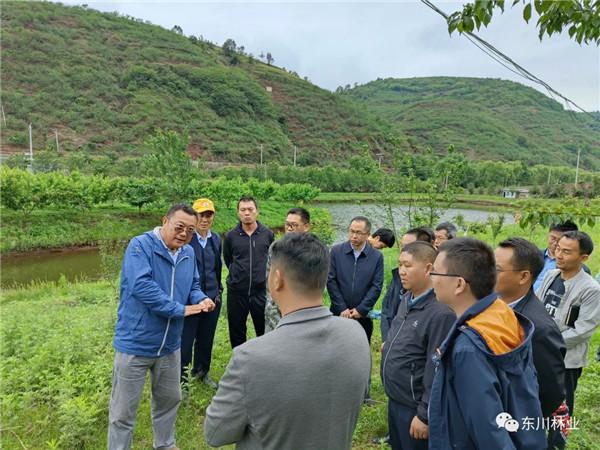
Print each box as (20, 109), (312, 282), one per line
(1, 272), (599, 449)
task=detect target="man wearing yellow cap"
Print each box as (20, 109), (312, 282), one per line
(181, 198), (223, 388)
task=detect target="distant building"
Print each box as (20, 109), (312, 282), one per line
(501, 188), (530, 199)
(265, 86), (272, 93)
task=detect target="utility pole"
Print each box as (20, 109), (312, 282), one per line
(28, 123), (34, 172)
(376, 153), (383, 169)
(55, 129), (60, 153)
(0, 103), (6, 127)
(293, 145), (297, 167)
(575, 148), (581, 185)
(260, 144), (263, 166)
(547, 167), (551, 185)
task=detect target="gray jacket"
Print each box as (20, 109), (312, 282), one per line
(536, 268), (600, 368)
(204, 306), (370, 450)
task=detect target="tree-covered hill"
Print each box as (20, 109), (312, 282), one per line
(343, 77), (600, 170)
(0, 1), (406, 165)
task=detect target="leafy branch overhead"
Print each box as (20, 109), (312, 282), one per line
(447, 0), (600, 45)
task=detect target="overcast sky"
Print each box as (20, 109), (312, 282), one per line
(64, 1), (599, 111)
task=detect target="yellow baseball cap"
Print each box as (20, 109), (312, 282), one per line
(192, 198), (215, 214)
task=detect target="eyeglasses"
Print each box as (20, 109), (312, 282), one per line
(349, 230), (368, 236)
(169, 220), (196, 236)
(429, 272), (469, 283)
(285, 222), (303, 230)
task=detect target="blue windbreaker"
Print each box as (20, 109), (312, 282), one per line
(113, 231), (207, 357)
(428, 293), (547, 450)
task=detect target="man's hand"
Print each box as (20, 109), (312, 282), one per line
(340, 308), (352, 318)
(409, 416), (428, 440)
(199, 297), (216, 312)
(184, 304), (204, 316)
(184, 298), (215, 316)
(349, 308), (363, 319)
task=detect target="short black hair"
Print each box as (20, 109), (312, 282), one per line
(498, 237), (545, 280)
(237, 196), (258, 210)
(401, 241), (437, 264)
(270, 233), (330, 293)
(560, 231), (594, 256)
(435, 222), (458, 239)
(406, 226), (435, 243)
(438, 237), (496, 300)
(372, 228), (396, 248)
(350, 216), (372, 233)
(166, 203), (196, 218)
(549, 220), (578, 233)
(287, 207), (310, 224)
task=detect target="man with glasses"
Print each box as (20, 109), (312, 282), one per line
(264, 207), (311, 332)
(495, 237), (568, 449)
(327, 216), (383, 403)
(428, 238), (545, 450)
(223, 196), (274, 348)
(180, 198), (223, 389)
(109, 204), (215, 450)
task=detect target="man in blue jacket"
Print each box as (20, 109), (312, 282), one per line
(108, 204), (215, 450)
(327, 216), (384, 343)
(428, 237), (546, 450)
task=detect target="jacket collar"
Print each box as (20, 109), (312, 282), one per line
(343, 240), (372, 257)
(276, 305), (332, 328)
(455, 292), (498, 327)
(511, 288), (536, 314)
(235, 221), (265, 235)
(406, 288), (436, 310)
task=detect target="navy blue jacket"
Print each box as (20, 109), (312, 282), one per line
(429, 293), (546, 450)
(114, 231), (207, 357)
(327, 241), (384, 317)
(380, 268), (405, 342)
(189, 231), (223, 301)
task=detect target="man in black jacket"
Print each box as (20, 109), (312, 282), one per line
(223, 197), (274, 348)
(495, 237), (568, 449)
(381, 242), (455, 450)
(381, 227), (435, 343)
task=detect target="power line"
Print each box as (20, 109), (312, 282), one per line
(420, 0), (595, 118)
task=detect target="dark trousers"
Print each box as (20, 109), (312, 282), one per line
(357, 316), (373, 343)
(388, 399), (428, 450)
(227, 288), (266, 349)
(564, 367), (583, 416)
(180, 300), (222, 382)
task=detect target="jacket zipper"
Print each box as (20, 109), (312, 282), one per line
(157, 255), (189, 356)
(410, 362), (416, 401)
(248, 236), (254, 296)
(381, 311), (408, 390)
(351, 257), (357, 302)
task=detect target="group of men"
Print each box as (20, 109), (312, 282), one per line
(107, 197), (600, 450)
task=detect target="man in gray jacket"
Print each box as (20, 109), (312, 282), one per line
(537, 231), (600, 416)
(204, 233), (371, 449)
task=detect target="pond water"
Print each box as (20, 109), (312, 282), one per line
(324, 202), (514, 243)
(1, 203), (514, 288)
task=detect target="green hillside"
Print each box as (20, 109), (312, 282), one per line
(343, 77), (600, 170)
(0, 1), (405, 165)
